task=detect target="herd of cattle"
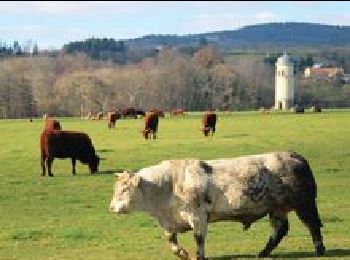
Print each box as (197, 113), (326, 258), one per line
(40, 110), (217, 176)
(38, 110), (326, 259)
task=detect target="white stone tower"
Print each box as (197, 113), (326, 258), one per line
(275, 52), (294, 110)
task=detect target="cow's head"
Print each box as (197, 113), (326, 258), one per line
(141, 129), (150, 139)
(109, 171), (141, 214)
(89, 155), (100, 173)
(202, 127), (210, 137)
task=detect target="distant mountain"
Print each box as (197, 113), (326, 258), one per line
(123, 22), (350, 49)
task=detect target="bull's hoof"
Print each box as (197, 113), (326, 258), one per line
(316, 245), (326, 256)
(48, 174), (54, 177)
(257, 249), (270, 258)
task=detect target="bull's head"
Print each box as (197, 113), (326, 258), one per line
(109, 171), (141, 214)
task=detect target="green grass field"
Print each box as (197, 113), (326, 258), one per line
(0, 110), (350, 260)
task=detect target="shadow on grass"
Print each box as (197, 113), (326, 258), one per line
(209, 249), (350, 259)
(97, 149), (114, 153)
(222, 134), (249, 139)
(98, 168), (141, 175)
(97, 169), (126, 175)
(41, 168), (141, 177)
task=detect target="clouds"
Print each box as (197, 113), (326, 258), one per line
(0, 1), (349, 49)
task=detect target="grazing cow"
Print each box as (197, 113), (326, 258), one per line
(291, 105), (305, 113)
(97, 111), (104, 120)
(135, 109), (146, 118)
(311, 105), (322, 113)
(107, 112), (117, 129)
(40, 130), (100, 177)
(44, 118), (61, 131)
(149, 109), (165, 118)
(122, 107), (137, 119)
(110, 151), (325, 259)
(141, 112), (159, 139)
(202, 112), (217, 137)
(223, 106), (231, 115)
(171, 108), (186, 116)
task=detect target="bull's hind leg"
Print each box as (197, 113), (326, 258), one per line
(165, 231), (189, 259)
(295, 199), (325, 256)
(258, 212), (289, 257)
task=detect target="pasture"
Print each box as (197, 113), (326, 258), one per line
(0, 110), (350, 259)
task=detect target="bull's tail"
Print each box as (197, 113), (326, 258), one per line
(291, 152), (322, 228)
(291, 152), (325, 256)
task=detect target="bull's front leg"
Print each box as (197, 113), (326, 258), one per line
(165, 231), (189, 259)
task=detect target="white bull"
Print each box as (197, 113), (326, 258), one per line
(109, 151), (325, 259)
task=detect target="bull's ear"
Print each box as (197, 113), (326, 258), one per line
(114, 171), (127, 178)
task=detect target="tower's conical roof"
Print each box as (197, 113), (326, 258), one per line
(276, 52), (292, 66)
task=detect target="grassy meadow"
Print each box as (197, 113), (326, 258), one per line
(0, 110), (350, 259)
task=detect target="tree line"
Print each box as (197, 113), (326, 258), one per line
(0, 45), (349, 119)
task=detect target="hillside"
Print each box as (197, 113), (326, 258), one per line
(61, 22), (350, 63)
(124, 22), (350, 49)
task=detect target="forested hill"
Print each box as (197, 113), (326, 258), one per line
(125, 22), (350, 48)
(61, 22), (350, 63)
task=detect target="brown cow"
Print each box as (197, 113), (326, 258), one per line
(97, 111), (104, 120)
(40, 130), (100, 177)
(141, 112), (159, 140)
(149, 108), (165, 118)
(122, 107), (137, 119)
(135, 109), (146, 118)
(107, 112), (117, 129)
(171, 108), (186, 116)
(202, 112), (217, 137)
(44, 118), (61, 131)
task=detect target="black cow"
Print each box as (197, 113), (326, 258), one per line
(40, 130), (100, 176)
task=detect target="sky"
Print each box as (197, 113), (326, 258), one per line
(1, 1), (350, 50)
